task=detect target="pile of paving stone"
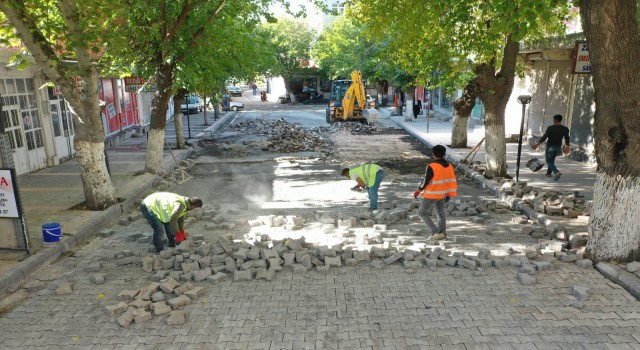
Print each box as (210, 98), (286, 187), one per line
(331, 121), (382, 135)
(229, 118), (331, 153)
(500, 180), (591, 218)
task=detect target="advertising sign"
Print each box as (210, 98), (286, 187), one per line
(124, 76), (157, 92)
(0, 168), (21, 218)
(573, 41), (592, 74)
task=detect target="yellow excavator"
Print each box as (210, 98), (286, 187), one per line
(326, 70), (373, 124)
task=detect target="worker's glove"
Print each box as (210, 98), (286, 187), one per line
(351, 185), (361, 191)
(413, 190), (421, 199)
(445, 196), (451, 203)
(175, 229), (188, 244)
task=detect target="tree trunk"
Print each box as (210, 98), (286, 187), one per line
(145, 63), (174, 174)
(72, 69), (118, 210)
(404, 91), (415, 122)
(174, 95), (185, 149)
(580, 0), (640, 262)
(451, 80), (479, 148)
(474, 37), (519, 178)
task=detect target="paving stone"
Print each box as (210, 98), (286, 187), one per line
(174, 282), (194, 296)
(85, 263), (102, 273)
(429, 247), (444, 259)
(572, 286), (589, 300)
(117, 307), (136, 327)
(54, 282), (73, 295)
(576, 259), (593, 269)
(532, 261), (553, 271)
(492, 258), (509, 269)
(458, 258), (477, 270)
(353, 251), (370, 262)
(316, 265), (330, 274)
(118, 289), (140, 301)
(292, 263), (309, 272)
(128, 299), (152, 310)
(519, 264), (536, 275)
(384, 252), (403, 265)
(518, 273), (536, 285)
(369, 260), (384, 269)
(207, 272), (230, 284)
(193, 269), (212, 282)
(105, 302), (129, 316)
(99, 229), (115, 237)
(152, 302), (172, 315)
(160, 257), (176, 270)
(167, 310), (188, 325)
(167, 295), (192, 309)
(403, 260), (423, 269)
(441, 256), (458, 267)
(116, 256), (138, 266)
(325, 256), (341, 267)
(628, 261), (640, 273)
(91, 273), (106, 285)
(133, 309), (152, 323)
(23, 280), (46, 293)
(184, 287), (205, 300)
(151, 291), (165, 302)
(234, 270), (252, 281)
(159, 278), (181, 293)
(255, 269), (275, 281)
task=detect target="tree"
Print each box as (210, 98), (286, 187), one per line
(262, 17), (317, 100)
(110, 0), (275, 174)
(0, 0), (118, 210)
(580, 0), (640, 262)
(352, 0), (569, 177)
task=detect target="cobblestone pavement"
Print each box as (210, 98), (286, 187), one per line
(1, 121), (639, 349)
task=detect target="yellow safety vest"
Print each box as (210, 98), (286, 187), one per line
(351, 163), (380, 187)
(143, 192), (188, 223)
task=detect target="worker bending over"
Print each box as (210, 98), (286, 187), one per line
(342, 163), (385, 210)
(140, 192), (203, 253)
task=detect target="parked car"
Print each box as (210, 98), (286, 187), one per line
(181, 96), (204, 114)
(227, 86), (243, 97)
(221, 94), (244, 111)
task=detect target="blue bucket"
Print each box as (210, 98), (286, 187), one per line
(42, 222), (62, 243)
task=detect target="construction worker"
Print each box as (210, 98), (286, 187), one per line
(139, 192), (203, 253)
(413, 145), (457, 240)
(532, 114), (571, 181)
(342, 163), (385, 210)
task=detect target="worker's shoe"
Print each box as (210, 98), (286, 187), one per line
(429, 232), (447, 240)
(554, 172), (562, 181)
(545, 172), (552, 177)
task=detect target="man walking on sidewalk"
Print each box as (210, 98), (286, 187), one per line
(342, 163), (385, 210)
(140, 192), (203, 253)
(413, 145), (457, 240)
(532, 114), (570, 181)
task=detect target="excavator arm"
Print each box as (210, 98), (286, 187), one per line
(342, 71), (367, 118)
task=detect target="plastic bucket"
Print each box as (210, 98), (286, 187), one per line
(42, 222), (62, 242)
(526, 158), (545, 172)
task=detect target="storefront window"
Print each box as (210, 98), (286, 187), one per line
(15, 78), (25, 93)
(5, 79), (15, 94)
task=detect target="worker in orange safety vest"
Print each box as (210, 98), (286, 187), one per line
(413, 145), (457, 240)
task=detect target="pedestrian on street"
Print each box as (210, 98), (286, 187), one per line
(532, 114), (570, 181)
(342, 163), (385, 210)
(413, 145), (457, 240)
(413, 99), (422, 119)
(139, 192), (203, 253)
(252, 83), (258, 96)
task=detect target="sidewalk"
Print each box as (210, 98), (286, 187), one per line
(0, 111), (235, 296)
(377, 107), (596, 223)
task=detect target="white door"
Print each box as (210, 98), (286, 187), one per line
(50, 101), (75, 160)
(2, 107), (29, 174)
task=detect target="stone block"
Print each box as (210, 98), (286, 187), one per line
(575, 259), (593, 269)
(167, 310), (188, 325)
(441, 256), (458, 267)
(532, 261), (553, 271)
(99, 229), (115, 237)
(160, 278), (181, 293)
(167, 295), (192, 309)
(316, 265), (330, 274)
(325, 256), (341, 267)
(429, 247), (444, 260)
(519, 264), (536, 275)
(174, 282), (194, 296)
(85, 263), (102, 273)
(151, 301), (171, 315)
(91, 274), (106, 285)
(234, 270), (252, 281)
(160, 257), (176, 270)
(117, 307), (136, 327)
(492, 258), (509, 269)
(517, 273), (536, 285)
(627, 261), (640, 273)
(129, 299), (152, 310)
(118, 289), (139, 301)
(292, 264), (308, 273)
(558, 254), (580, 263)
(207, 272), (230, 284)
(184, 287), (205, 300)
(383, 252), (403, 265)
(54, 282), (73, 295)
(572, 286), (589, 301)
(353, 251), (370, 262)
(105, 302), (129, 316)
(282, 252), (296, 266)
(151, 291), (165, 302)
(403, 260), (423, 269)
(458, 258), (477, 270)
(133, 309), (152, 323)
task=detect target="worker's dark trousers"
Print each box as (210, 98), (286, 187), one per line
(140, 204), (176, 252)
(418, 197), (447, 234)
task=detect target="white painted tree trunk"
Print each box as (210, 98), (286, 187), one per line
(587, 173), (640, 261)
(146, 128), (166, 175)
(175, 113), (185, 149)
(484, 119), (507, 178)
(404, 92), (415, 122)
(451, 114), (469, 148)
(76, 140), (117, 209)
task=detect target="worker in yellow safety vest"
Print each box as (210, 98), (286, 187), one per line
(140, 192), (203, 253)
(413, 145), (457, 240)
(342, 163), (385, 210)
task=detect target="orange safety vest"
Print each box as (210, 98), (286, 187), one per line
(422, 163), (457, 199)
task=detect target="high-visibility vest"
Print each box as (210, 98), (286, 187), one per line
(422, 163), (457, 199)
(143, 192), (189, 223)
(351, 163), (380, 187)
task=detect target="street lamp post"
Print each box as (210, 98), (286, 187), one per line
(515, 95), (532, 183)
(184, 94), (192, 139)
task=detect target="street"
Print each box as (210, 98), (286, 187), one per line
(1, 97), (639, 350)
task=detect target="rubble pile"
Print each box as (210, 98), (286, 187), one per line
(500, 181), (591, 218)
(229, 118), (331, 153)
(331, 121), (382, 135)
